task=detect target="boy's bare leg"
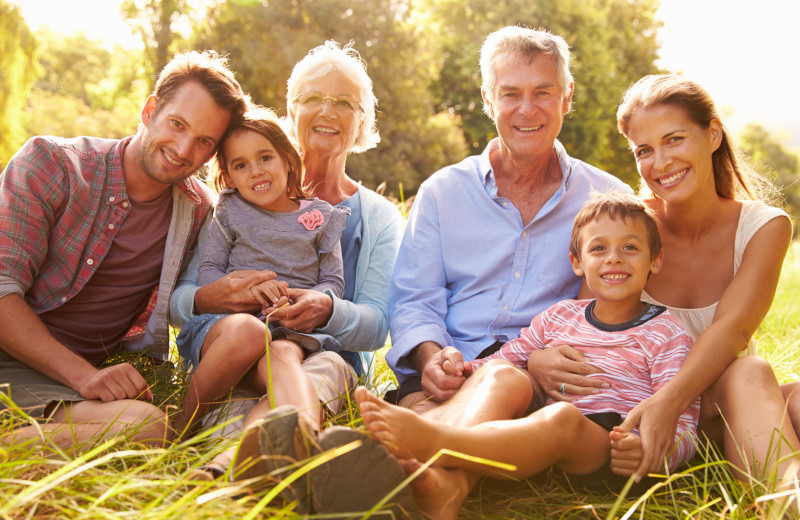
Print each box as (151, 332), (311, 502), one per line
(357, 387), (610, 477)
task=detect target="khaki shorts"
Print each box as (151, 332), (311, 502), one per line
(201, 350), (358, 438)
(0, 350), (83, 420)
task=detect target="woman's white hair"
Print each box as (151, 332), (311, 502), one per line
(287, 40), (380, 153)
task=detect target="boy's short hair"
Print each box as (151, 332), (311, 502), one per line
(570, 192), (661, 260)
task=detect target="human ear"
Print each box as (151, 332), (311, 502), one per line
(140, 95), (158, 127)
(569, 252), (584, 277)
(222, 172), (236, 190)
(649, 249), (664, 275)
(481, 88), (495, 120)
(709, 118), (723, 152)
(562, 82), (574, 114)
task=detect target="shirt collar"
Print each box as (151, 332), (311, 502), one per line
(479, 138), (574, 191)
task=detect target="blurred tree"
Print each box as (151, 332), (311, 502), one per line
(122, 0), (191, 88)
(427, 0), (662, 187)
(23, 30), (147, 141)
(739, 124), (800, 233)
(0, 0), (38, 169)
(192, 0), (468, 195)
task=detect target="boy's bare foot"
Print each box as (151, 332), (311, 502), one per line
(355, 386), (448, 463)
(399, 459), (469, 520)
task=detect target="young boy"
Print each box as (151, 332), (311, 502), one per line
(355, 192), (699, 496)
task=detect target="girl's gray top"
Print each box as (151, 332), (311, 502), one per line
(197, 190), (348, 297)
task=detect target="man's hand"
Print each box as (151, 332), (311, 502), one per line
(78, 363), (153, 402)
(266, 287), (333, 333)
(420, 346), (467, 402)
(440, 346), (466, 377)
(194, 270), (277, 314)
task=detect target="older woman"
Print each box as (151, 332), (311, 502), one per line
(169, 41), (404, 512)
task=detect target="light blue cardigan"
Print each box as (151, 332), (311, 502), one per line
(169, 183), (403, 376)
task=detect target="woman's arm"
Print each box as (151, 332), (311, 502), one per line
(271, 194), (403, 350)
(621, 215), (792, 478)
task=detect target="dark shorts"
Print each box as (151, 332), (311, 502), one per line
(0, 350), (83, 420)
(558, 412), (657, 495)
(385, 341), (511, 405)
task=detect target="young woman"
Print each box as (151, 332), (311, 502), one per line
(529, 74), (798, 482)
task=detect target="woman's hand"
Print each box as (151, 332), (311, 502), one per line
(526, 345), (606, 402)
(194, 270), (277, 314)
(266, 287), (333, 332)
(616, 391), (682, 480)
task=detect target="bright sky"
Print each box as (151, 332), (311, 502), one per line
(15, 0), (800, 149)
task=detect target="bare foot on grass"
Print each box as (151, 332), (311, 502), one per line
(399, 458), (469, 520)
(355, 386), (447, 463)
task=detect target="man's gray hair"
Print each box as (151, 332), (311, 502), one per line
(480, 26), (573, 116)
(287, 40), (379, 153)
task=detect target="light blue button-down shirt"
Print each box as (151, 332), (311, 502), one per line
(387, 139), (632, 384)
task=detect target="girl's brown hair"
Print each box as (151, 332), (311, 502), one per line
(212, 107), (308, 201)
(617, 74), (762, 201)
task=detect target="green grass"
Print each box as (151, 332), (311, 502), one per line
(2, 243), (800, 519)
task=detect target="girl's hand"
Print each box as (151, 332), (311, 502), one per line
(526, 345), (606, 402)
(251, 280), (289, 311)
(609, 427), (643, 476)
(267, 287), (333, 333)
(616, 392), (682, 480)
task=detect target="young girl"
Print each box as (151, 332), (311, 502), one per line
(175, 107), (347, 438)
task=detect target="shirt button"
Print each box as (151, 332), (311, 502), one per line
(108, 224), (115, 230)
(60, 297), (67, 303)
(522, 232), (527, 237)
(122, 201), (129, 208)
(502, 202), (509, 207)
(109, 196), (115, 202)
(515, 272), (521, 278)
(86, 259), (94, 266)
(503, 304), (509, 311)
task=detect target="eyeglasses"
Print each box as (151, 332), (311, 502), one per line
(293, 92), (363, 114)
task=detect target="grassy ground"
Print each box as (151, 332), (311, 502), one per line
(1, 242), (799, 519)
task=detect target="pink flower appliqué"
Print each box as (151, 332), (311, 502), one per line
(298, 209), (325, 230)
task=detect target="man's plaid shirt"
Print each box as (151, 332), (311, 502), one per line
(0, 135), (212, 360)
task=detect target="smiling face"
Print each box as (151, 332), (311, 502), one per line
(625, 103), (722, 204)
(570, 214), (662, 322)
(221, 129), (297, 212)
(290, 69), (365, 160)
(139, 81), (231, 186)
(482, 52), (572, 162)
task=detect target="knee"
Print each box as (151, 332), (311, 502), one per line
(542, 401), (585, 438)
(120, 400), (173, 446)
(720, 356), (779, 390)
(219, 314), (269, 358)
(478, 360), (534, 407)
(268, 339), (303, 360)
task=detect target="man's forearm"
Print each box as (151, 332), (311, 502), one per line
(0, 294), (97, 392)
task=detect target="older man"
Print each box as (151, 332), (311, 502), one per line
(387, 26), (631, 415)
(0, 51), (251, 449)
